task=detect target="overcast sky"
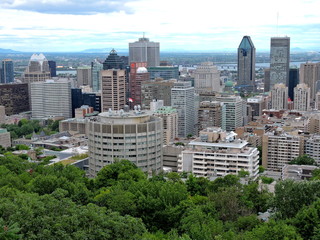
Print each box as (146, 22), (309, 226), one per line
(0, 0), (319, 52)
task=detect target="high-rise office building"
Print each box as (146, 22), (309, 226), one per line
(77, 66), (92, 87)
(31, 80), (72, 119)
(288, 68), (299, 100)
(103, 49), (125, 70)
(88, 110), (163, 177)
(129, 62), (149, 106)
(171, 81), (195, 137)
(194, 62), (221, 93)
(271, 83), (288, 110)
(1, 59), (14, 83)
(154, 106), (178, 145)
(100, 50), (126, 111)
(198, 101), (222, 132)
(264, 68), (271, 92)
(71, 88), (83, 117)
(141, 79), (175, 108)
(299, 62), (320, 102)
(129, 36), (160, 67)
(100, 69), (126, 111)
(147, 66), (179, 80)
(71, 89), (101, 117)
(23, 53), (51, 107)
(270, 37), (290, 89)
(237, 36), (256, 92)
(293, 83), (311, 111)
(48, 60), (57, 77)
(216, 95), (243, 131)
(91, 59), (103, 92)
(0, 83), (29, 115)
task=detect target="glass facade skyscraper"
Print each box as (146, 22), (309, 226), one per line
(1, 59), (14, 83)
(237, 36), (256, 92)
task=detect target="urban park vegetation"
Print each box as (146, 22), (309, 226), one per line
(0, 154), (319, 239)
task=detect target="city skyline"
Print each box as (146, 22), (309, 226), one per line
(0, 0), (319, 52)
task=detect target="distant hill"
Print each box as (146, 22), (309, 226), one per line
(0, 48), (21, 53)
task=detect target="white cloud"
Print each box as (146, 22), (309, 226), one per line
(0, 0), (319, 51)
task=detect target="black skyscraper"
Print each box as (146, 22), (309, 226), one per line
(103, 49), (125, 70)
(288, 68), (299, 101)
(48, 60), (57, 77)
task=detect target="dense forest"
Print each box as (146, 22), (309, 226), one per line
(0, 153), (320, 239)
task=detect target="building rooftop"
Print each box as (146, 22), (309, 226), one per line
(155, 106), (177, 114)
(189, 140), (248, 149)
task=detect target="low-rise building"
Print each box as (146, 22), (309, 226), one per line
(177, 127), (259, 179)
(0, 128), (11, 148)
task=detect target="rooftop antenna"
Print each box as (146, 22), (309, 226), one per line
(276, 12), (279, 36)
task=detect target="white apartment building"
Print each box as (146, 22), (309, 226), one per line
(271, 83), (288, 110)
(177, 127), (259, 179)
(305, 134), (320, 165)
(88, 109), (163, 177)
(294, 83), (311, 111)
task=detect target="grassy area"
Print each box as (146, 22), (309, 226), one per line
(59, 153), (88, 166)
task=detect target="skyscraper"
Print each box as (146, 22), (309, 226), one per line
(271, 83), (288, 110)
(31, 80), (72, 119)
(299, 62), (320, 102)
(194, 62), (221, 93)
(77, 66), (92, 87)
(294, 83), (310, 111)
(141, 79), (175, 108)
(100, 70), (126, 111)
(48, 60), (57, 77)
(101, 50), (126, 111)
(0, 83), (29, 115)
(288, 68), (299, 101)
(129, 36), (160, 67)
(91, 59), (103, 92)
(1, 59), (14, 83)
(103, 49), (125, 70)
(171, 81), (195, 137)
(237, 36), (256, 92)
(23, 54), (51, 84)
(129, 62), (149, 106)
(216, 95), (243, 131)
(198, 101), (222, 132)
(270, 37), (290, 89)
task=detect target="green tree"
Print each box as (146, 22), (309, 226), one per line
(293, 198), (320, 240)
(0, 218), (21, 240)
(273, 180), (320, 219)
(242, 220), (302, 240)
(95, 159), (145, 188)
(289, 154), (316, 166)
